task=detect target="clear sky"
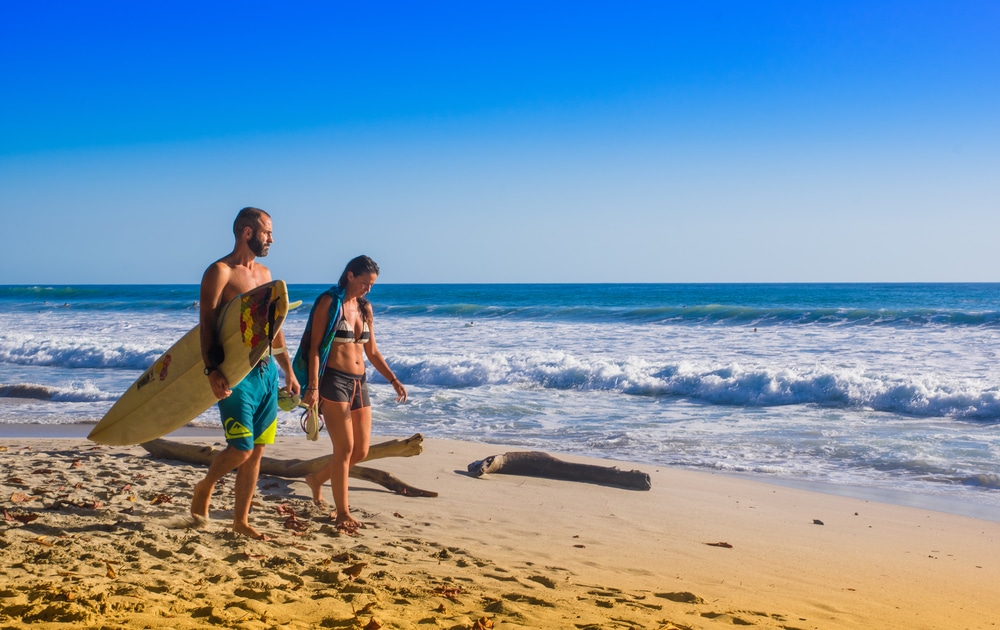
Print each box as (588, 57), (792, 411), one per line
(1, 1), (998, 284)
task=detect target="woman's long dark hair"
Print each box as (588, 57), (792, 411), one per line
(338, 255), (380, 322)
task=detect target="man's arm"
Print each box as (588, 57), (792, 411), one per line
(272, 328), (300, 396)
(200, 263), (232, 400)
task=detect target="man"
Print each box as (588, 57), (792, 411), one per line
(190, 207), (300, 539)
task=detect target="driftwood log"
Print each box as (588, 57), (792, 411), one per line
(468, 451), (651, 491)
(140, 433), (437, 498)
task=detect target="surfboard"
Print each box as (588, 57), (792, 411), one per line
(88, 280), (290, 446)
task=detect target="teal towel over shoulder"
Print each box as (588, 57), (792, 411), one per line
(292, 287), (344, 388)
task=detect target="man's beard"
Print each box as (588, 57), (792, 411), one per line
(249, 233), (269, 257)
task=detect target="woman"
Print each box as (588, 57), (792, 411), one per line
(294, 255), (407, 533)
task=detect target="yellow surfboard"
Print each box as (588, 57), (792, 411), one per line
(88, 280), (290, 446)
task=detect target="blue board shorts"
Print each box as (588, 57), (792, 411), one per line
(218, 358), (279, 451)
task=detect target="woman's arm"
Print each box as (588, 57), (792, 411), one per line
(302, 294), (333, 408)
(364, 321), (407, 403)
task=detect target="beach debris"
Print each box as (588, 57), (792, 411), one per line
(655, 591), (706, 604)
(705, 542), (733, 549)
(106, 561), (117, 578)
(343, 562), (368, 580)
(276, 503), (296, 516)
(283, 514), (309, 533)
(393, 511), (404, 518)
(474, 617), (494, 629)
(467, 451), (651, 490)
(50, 497), (104, 510)
(150, 493), (173, 505)
(433, 586), (464, 601)
(813, 519), (825, 525)
(363, 618), (382, 630)
(32, 468), (54, 475)
(3, 508), (40, 524)
(9, 491), (33, 503)
(140, 434), (438, 497)
(29, 536), (55, 547)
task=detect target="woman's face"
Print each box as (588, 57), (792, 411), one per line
(346, 271), (377, 298)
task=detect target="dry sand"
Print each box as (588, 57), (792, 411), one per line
(1, 431), (998, 629)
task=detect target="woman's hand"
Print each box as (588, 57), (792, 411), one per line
(302, 387), (319, 409)
(390, 379), (407, 403)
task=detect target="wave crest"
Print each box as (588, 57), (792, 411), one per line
(0, 382), (117, 402)
(386, 352), (1000, 420)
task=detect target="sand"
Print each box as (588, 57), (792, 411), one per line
(1, 430), (998, 629)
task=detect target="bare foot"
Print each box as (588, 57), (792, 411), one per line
(334, 514), (364, 534)
(234, 522), (271, 541)
(304, 472), (325, 504)
(190, 478), (213, 520)
(166, 514), (208, 530)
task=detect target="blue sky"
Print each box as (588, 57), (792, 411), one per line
(2, 1), (998, 283)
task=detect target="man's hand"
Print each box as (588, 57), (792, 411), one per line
(285, 373), (301, 398)
(208, 370), (232, 400)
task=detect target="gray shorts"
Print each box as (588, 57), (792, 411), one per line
(319, 368), (370, 411)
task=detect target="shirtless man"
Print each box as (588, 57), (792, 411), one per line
(190, 207), (300, 539)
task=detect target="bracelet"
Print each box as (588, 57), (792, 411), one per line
(306, 387), (318, 391)
(390, 378), (399, 385)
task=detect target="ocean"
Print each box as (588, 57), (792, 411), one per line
(2, 283), (1000, 519)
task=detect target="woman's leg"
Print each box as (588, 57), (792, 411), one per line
(322, 398), (361, 530)
(350, 405), (372, 467)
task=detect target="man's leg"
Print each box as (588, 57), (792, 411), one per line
(233, 444), (267, 539)
(191, 446), (253, 521)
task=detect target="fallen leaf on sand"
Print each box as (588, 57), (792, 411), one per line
(393, 512), (404, 518)
(813, 519), (825, 525)
(343, 562), (367, 580)
(243, 551), (267, 560)
(276, 503), (296, 516)
(283, 515), (309, 532)
(474, 617), (494, 630)
(10, 492), (32, 503)
(364, 618), (382, 630)
(705, 542), (733, 549)
(32, 468), (53, 475)
(106, 562), (117, 578)
(3, 509), (40, 524)
(434, 586), (464, 601)
(71, 459), (83, 468)
(150, 493), (173, 505)
(30, 536), (55, 547)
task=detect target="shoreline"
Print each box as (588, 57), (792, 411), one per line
(1, 432), (999, 627)
(4, 421), (999, 524)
